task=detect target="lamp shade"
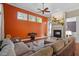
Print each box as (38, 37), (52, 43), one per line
(66, 30), (72, 36)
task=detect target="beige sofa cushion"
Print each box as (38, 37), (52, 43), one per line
(63, 37), (75, 45)
(63, 39), (69, 45)
(51, 40), (64, 53)
(31, 46), (53, 56)
(14, 42), (32, 56)
(22, 51), (34, 56)
(67, 37), (75, 42)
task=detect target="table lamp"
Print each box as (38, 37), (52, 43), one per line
(66, 30), (72, 37)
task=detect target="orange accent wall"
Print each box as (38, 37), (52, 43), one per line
(3, 4), (48, 39)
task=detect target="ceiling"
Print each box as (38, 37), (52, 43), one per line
(8, 3), (79, 17)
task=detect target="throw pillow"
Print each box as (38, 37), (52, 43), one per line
(14, 42), (32, 56)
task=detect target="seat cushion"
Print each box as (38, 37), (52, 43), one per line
(0, 39), (16, 56)
(26, 40), (44, 51)
(63, 39), (69, 45)
(14, 42), (31, 56)
(51, 40), (65, 53)
(2, 39), (14, 48)
(31, 46), (53, 56)
(22, 51), (34, 56)
(0, 44), (16, 56)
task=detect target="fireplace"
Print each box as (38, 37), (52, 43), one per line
(53, 30), (61, 38)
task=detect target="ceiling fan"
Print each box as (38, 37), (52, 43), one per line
(37, 3), (50, 14)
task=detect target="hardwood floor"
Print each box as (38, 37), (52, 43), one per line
(75, 43), (79, 56)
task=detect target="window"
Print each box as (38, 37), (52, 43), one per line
(36, 17), (42, 23)
(29, 15), (36, 22)
(17, 12), (27, 21)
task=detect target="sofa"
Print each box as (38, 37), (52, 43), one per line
(55, 37), (75, 56)
(14, 37), (75, 56)
(29, 37), (75, 56)
(0, 37), (75, 56)
(44, 37), (75, 56)
(0, 39), (16, 56)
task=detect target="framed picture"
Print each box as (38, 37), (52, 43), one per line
(29, 15), (36, 22)
(17, 12), (27, 21)
(36, 17), (42, 23)
(67, 22), (76, 32)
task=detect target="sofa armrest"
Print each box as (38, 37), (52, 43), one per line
(30, 46), (53, 56)
(55, 38), (75, 56)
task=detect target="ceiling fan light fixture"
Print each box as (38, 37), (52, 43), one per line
(37, 3), (50, 14)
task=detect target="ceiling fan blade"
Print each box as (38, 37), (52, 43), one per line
(45, 11), (50, 12)
(44, 7), (48, 11)
(37, 3), (50, 14)
(36, 11), (42, 13)
(37, 8), (42, 10)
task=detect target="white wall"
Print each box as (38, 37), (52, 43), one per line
(0, 4), (2, 40)
(0, 12), (1, 40)
(66, 17), (79, 43)
(75, 16), (79, 42)
(47, 21), (52, 36)
(0, 4), (4, 40)
(66, 9), (79, 18)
